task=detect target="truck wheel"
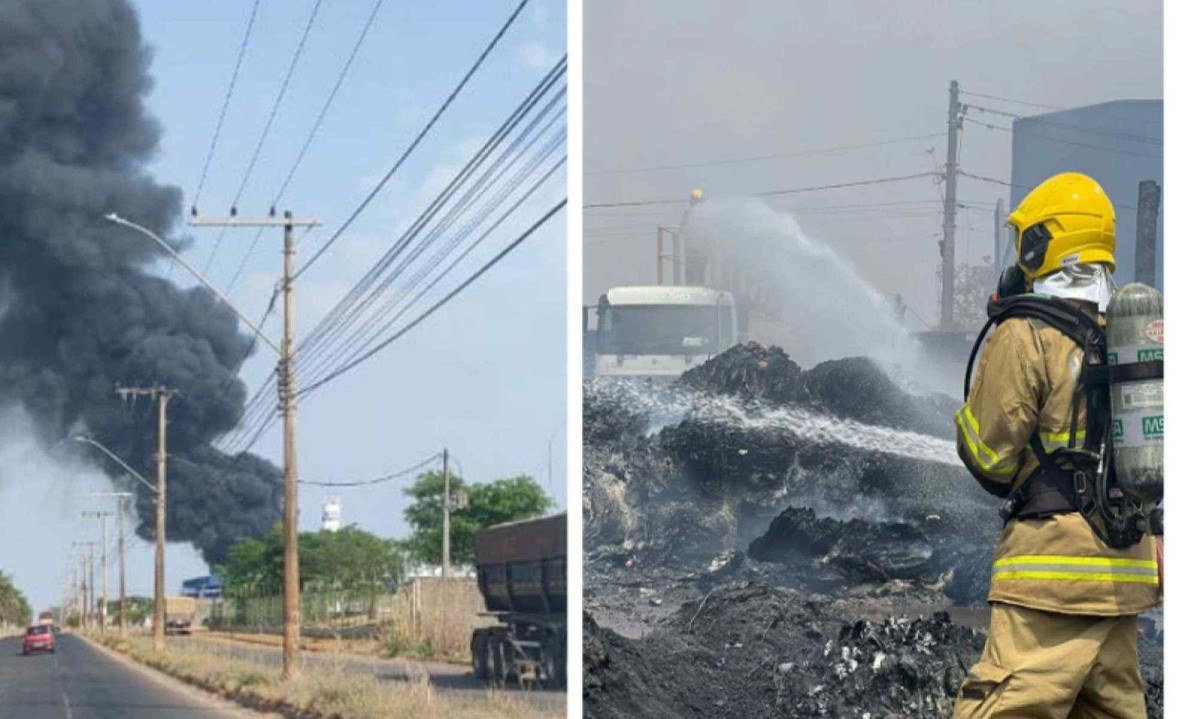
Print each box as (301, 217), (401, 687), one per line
(471, 630), (489, 680)
(541, 639), (565, 689)
(488, 636), (508, 686)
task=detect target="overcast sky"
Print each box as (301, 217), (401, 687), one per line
(0, 0), (565, 611)
(583, 0), (1163, 328)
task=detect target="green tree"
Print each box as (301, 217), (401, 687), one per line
(402, 473), (552, 565)
(217, 525), (407, 595)
(0, 571), (32, 627)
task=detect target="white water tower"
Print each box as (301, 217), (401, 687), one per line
(321, 496), (342, 532)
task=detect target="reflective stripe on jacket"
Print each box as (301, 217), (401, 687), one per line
(957, 315), (1160, 616)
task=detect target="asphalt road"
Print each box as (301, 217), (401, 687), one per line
(0, 633), (254, 718)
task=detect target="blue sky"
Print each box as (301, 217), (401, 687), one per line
(0, 0), (566, 611)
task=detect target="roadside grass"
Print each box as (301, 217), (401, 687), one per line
(91, 631), (555, 719)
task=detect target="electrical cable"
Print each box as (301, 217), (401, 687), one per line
(962, 116), (1162, 160)
(585, 133), (942, 175)
(298, 453), (441, 487)
(965, 104), (1162, 146)
(202, 0), (325, 277)
(191, 0), (263, 213)
(294, 0), (531, 281)
(298, 197), (565, 397)
(293, 59), (565, 372)
(296, 106), (565, 381)
(959, 89), (1062, 112)
(585, 172), (940, 208)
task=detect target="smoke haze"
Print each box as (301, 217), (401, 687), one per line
(0, 0), (281, 564)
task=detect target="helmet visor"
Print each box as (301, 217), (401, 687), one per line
(1002, 222), (1019, 265)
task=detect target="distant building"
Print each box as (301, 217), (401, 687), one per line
(321, 496), (342, 532)
(181, 575), (222, 599)
(1010, 100), (1163, 289)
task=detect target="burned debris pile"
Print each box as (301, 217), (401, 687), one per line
(584, 342), (996, 603)
(583, 342), (1164, 718)
(584, 582), (986, 719)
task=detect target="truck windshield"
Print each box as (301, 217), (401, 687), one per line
(599, 305), (719, 355)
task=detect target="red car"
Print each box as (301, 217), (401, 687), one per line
(22, 624), (55, 655)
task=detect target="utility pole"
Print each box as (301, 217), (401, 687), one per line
(940, 79), (962, 331)
(442, 448), (451, 579)
(993, 199), (1005, 282)
(82, 510), (112, 629)
(188, 210), (320, 679)
(116, 385), (175, 648)
(72, 542), (97, 629)
(1135, 180), (1161, 287)
(118, 495), (127, 633)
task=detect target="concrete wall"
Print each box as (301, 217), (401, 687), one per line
(1010, 100), (1163, 289)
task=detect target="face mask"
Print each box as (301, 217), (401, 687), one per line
(1032, 262), (1117, 313)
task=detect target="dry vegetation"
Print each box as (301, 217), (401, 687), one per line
(91, 632), (555, 719)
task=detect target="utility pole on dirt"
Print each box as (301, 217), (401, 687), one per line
(442, 448), (452, 579)
(187, 210), (320, 680)
(81, 510), (112, 629)
(115, 385), (175, 649)
(940, 79), (962, 331)
(72, 542), (97, 629)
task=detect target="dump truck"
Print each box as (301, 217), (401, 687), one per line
(165, 596), (197, 635)
(470, 512), (567, 688)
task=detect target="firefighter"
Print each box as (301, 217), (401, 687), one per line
(952, 172), (1161, 718)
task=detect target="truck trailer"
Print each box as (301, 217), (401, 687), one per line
(470, 512), (567, 688)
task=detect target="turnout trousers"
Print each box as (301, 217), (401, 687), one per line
(952, 602), (1146, 719)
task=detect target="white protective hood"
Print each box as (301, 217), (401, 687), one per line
(1033, 262), (1118, 313)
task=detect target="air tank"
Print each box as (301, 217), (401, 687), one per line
(1107, 283), (1163, 505)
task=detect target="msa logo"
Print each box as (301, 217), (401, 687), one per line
(1113, 419), (1124, 438)
(1142, 415), (1164, 437)
(1138, 348), (1164, 362)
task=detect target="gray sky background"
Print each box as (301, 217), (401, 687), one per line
(583, 0), (1163, 329)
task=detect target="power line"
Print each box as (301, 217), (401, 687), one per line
(230, 0), (325, 211)
(191, 0), (263, 213)
(956, 169), (1141, 213)
(965, 103), (1163, 146)
(202, 0), (325, 278)
(272, 0), (386, 207)
(292, 58), (565, 377)
(584, 172), (940, 208)
(963, 116), (1162, 160)
(298, 197), (565, 397)
(294, 0), (532, 281)
(298, 453), (441, 487)
(959, 89), (1062, 112)
(759, 171), (939, 197)
(584, 133), (942, 175)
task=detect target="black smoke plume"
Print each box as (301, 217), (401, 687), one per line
(0, 0), (282, 563)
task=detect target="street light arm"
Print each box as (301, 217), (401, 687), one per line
(73, 436), (157, 494)
(104, 213), (282, 356)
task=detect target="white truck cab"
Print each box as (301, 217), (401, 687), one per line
(594, 285), (738, 378)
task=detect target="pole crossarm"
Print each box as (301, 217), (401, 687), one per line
(188, 216), (323, 228)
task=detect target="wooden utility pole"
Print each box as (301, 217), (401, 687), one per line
(442, 448), (451, 579)
(82, 510), (112, 629)
(118, 496), (127, 633)
(940, 79), (962, 331)
(116, 386), (175, 648)
(188, 210), (320, 679)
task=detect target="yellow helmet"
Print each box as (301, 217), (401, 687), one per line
(1007, 172), (1116, 280)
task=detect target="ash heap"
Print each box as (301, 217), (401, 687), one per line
(583, 343), (1162, 718)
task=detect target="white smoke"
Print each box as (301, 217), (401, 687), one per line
(685, 197), (920, 370)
